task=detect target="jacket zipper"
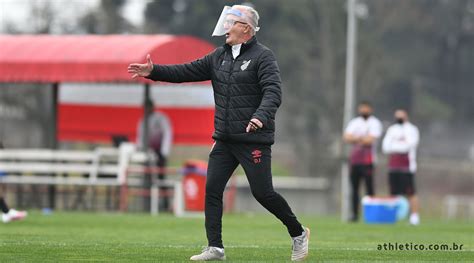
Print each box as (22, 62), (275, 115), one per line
(225, 55), (236, 135)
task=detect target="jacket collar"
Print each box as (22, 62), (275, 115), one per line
(224, 36), (257, 54)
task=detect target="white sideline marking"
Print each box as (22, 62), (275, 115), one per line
(2, 241), (473, 252)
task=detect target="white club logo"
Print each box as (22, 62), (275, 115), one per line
(241, 60), (251, 71)
(184, 178), (199, 199)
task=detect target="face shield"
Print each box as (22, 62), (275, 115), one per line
(212, 6), (260, 36)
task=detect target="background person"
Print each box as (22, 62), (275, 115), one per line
(1, 197), (27, 223)
(343, 101), (382, 222)
(0, 141), (27, 223)
(136, 99), (173, 212)
(382, 109), (420, 225)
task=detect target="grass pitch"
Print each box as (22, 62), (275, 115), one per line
(0, 211), (472, 262)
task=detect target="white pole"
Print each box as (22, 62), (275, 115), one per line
(341, 0), (358, 222)
(174, 181), (185, 217)
(151, 185), (159, 215)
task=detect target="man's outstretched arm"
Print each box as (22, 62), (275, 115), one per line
(128, 52), (213, 83)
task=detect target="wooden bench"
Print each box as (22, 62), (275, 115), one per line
(0, 143), (153, 211)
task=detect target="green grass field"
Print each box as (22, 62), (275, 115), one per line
(0, 212), (472, 262)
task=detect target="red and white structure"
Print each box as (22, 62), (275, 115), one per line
(0, 35), (216, 146)
(59, 83), (214, 145)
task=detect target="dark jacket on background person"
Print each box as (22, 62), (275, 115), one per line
(146, 36), (281, 145)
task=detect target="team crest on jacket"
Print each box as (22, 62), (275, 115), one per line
(241, 60), (251, 71)
(252, 149), (262, 164)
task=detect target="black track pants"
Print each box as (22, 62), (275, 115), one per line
(350, 164), (375, 219)
(205, 140), (303, 248)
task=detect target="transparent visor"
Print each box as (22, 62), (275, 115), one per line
(211, 6), (259, 36)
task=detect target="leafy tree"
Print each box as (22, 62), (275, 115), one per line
(79, 0), (133, 34)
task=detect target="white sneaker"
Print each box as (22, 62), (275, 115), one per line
(2, 209), (28, 223)
(291, 227), (310, 261)
(190, 246), (225, 261)
(409, 213), (420, 225)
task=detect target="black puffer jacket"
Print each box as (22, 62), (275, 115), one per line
(146, 36), (281, 145)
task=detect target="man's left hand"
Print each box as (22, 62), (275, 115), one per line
(246, 118), (263, 133)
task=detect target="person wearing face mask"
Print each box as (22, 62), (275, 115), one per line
(343, 101), (383, 222)
(128, 4), (309, 261)
(382, 109), (420, 225)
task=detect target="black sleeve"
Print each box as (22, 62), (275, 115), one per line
(145, 50), (215, 83)
(252, 50), (282, 127)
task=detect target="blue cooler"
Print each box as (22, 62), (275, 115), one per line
(362, 196), (398, 224)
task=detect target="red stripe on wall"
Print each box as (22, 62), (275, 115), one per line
(58, 104), (214, 145)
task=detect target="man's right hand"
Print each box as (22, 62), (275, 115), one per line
(128, 54), (154, 79)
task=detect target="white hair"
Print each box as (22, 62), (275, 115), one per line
(232, 5), (260, 35)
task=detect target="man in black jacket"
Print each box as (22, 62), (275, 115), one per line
(128, 5), (309, 261)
